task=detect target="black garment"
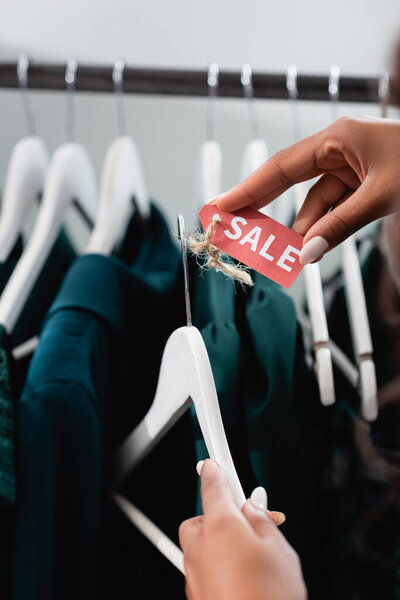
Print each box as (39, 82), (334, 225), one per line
(326, 246), (400, 600)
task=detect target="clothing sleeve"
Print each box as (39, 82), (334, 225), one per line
(13, 381), (102, 600)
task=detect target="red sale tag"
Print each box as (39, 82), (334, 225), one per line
(199, 205), (304, 288)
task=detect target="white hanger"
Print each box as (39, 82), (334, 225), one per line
(0, 55), (49, 262)
(87, 59), (150, 255)
(240, 64), (271, 218)
(87, 137), (149, 254)
(0, 59), (98, 334)
(240, 65), (292, 225)
(294, 182), (335, 406)
(114, 216), (245, 568)
(241, 138), (268, 181)
(287, 66), (335, 407)
(115, 216), (244, 504)
(115, 324), (245, 506)
(329, 66), (377, 421)
(0, 138), (49, 262)
(113, 493), (185, 574)
(196, 64), (222, 207)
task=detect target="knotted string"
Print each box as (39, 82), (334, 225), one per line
(189, 214), (254, 286)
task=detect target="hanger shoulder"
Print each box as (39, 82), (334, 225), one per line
(295, 182), (335, 407)
(241, 139), (272, 217)
(0, 143), (97, 333)
(0, 136), (49, 262)
(113, 493), (185, 573)
(241, 138), (268, 179)
(115, 325), (245, 506)
(197, 140), (222, 206)
(87, 136), (149, 255)
(341, 236), (377, 420)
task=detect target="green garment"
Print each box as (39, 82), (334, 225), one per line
(0, 326), (14, 502)
(0, 229), (76, 504)
(14, 205), (196, 600)
(191, 264), (316, 588)
(0, 231), (76, 598)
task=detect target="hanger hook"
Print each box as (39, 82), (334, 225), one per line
(206, 62), (219, 141)
(329, 65), (340, 121)
(286, 64), (302, 141)
(379, 71), (390, 118)
(17, 53), (36, 136)
(65, 58), (78, 141)
(241, 64), (261, 140)
(177, 214), (192, 327)
(286, 64), (298, 99)
(113, 58), (127, 136)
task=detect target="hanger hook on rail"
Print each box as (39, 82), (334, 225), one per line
(206, 62), (219, 141)
(65, 57), (78, 141)
(177, 214), (192, 327)
(329, 65), (340, 122)
(241, 63), (261, 140)
(286, 64), (302, 142)
(379, 71), (390, 118)
(113, 58), (127, 137)
(17, 53), (36, 136)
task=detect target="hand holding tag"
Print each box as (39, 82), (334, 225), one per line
(198, 205), (304, 288)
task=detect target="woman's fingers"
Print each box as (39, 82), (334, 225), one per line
(300, 175), (389, 263)
(268, 511), (286, 526)
(215, 132), (326, 213)
(199, 459), (237, 517)
(241, 500), (278, 539)
(293, 174), (349, 236)
(179, 516), (203, 552)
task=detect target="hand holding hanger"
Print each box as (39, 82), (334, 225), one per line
(179, 460), (306, 600)
(114, 215), (245, 571)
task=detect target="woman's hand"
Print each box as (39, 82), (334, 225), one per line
(179, 459), (307, 600)
(213, 116), (400, 264)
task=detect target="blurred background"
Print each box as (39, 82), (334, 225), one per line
(0, 0), (399, 229)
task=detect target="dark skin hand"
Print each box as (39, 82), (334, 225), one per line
(212, 116), (400, 264)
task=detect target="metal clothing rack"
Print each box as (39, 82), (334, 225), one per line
(0, 61), (392, 103)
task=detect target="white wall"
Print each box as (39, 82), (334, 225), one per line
(0, 0), (399, 231)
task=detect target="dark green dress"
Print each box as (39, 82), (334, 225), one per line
(0, 231), (77, 598)
(191, 262), (317, 589)
(13, 206), (197, 600)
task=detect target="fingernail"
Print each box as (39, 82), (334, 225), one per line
(209, 194), (224, 206)
(196, 460), (205, 476)
(268, 511), (286, 525)
(299, 236), (328, 265)
(250, 486), (268, 511)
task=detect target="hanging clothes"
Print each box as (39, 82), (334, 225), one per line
(326, 242), (400, 600)
(190, 260), (317, 591)
(0, 230), (76, 598)
(13, 205), (196, 600)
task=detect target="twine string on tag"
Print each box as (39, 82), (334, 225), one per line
(189, 214), (253, 286)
